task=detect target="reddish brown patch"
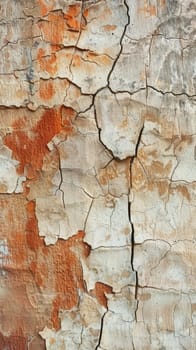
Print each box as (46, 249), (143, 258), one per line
(144, 112), (158, 123)
(38, 11), (66, 44)
(72, 54), (83, 67)
(0, 331), (27, 350)
(38, 5), (83, 43)
(64, 4), (82, 31)
(91, 282), (113, 308)
(132, 159), (147, 189)
(39, 80), (54, 100)
(148, 160), (172, 177)
(43, 232), (88, 329)
(95, 53), (111, 66)
(38, 0), (55, 16)
(26, 201), (40, 252)
(181, 134), (193, 144)
(1, 104), (100, 344)
(103, 25), (117, 31)
(156, 180), (169, 197)
(64, 4), (81, 26)
(98, 165), (118, 185)
(61, 106), (77, 136)
(4, 108), (62, 178)
(37, 48), (57, 75)
(26, 201), (88, 330)
(83, 8), (89, 19)
(173, 184), (191, 201)
(0, 196), (45, 337)
(0, 195), (89, 340)
(30, 261), (45, 288)
(9, 232), (28, 266)
(50, 233), (86, 329)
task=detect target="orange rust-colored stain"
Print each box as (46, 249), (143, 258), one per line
(98, 166), (118, 185)
(91, 282), (113, 308)
(149, 160), (172, 177)
(30, 261), (44, 288)
(37, 48), (57, 75)
(0, 331), (27, 350)
(64, 4), (82, 31)
(26, 201), (41, 252)
(0, 195), (48, 338)
(38, 0), (55, 16)
(94, 53), (111, 66)
(103, 24), (117, 31)
(64, 4), (88, 32)
(1, 195), (89, 339)
(180, 134), (192, 145)
(132, 159), (147, 189)
(26, 200), (49, 289)
(50, 238), (85, 328)
(72, 54), (83, 67)
(61, 106), (77, 136)
(97, 160), (130, 189)
(3, 199), (27, 267)
(173, 184), (191, 201)
(4, 108), (62, 178)
(144, 112), (158, 123)
(66, 10), (82, 32)
(66, 16), (80, 30)
(8, 232), (28, 266)
(38, 11), (66, 44)
(83, 8), (89, 19)
(26, 200), (87, 329)
(66, 4), (81, 18)
(156, 180), (169, 197)
(0, 103), (109, 342)
(39, 79), (54, 100)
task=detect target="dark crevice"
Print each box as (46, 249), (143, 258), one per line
(53, 144), (65, 208)
(148, 84), (196, 98)
(93, 104), (116, 159)
(95, 311), (107, 350)
(128, 127), (145, 321)
(107, 0), (130, 88)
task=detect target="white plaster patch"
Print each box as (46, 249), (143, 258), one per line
(81, 246), (135, 293)
(84, 194), (131, 248)
(95, 88), (145, 159)
(0, 142), (25, 193)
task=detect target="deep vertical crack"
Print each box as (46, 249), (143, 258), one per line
(107, 0), (130, 87)
(95, 310), (107, 350)
(129, 124), (145, 320)
(53, 143), (65, 208)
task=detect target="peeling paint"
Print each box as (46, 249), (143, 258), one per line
(0, 0), (195, 349)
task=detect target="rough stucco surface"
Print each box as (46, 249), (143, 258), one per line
(0, 0), (195, 349)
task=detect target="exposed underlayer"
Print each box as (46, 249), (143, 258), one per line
(0, 1), (195, 349)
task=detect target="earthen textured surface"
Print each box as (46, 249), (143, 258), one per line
(0, 1), (195, 349)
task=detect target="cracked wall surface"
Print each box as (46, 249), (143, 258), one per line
(0, 0), (195, 349)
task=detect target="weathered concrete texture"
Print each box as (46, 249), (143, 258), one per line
(0, 0), (195, 349)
